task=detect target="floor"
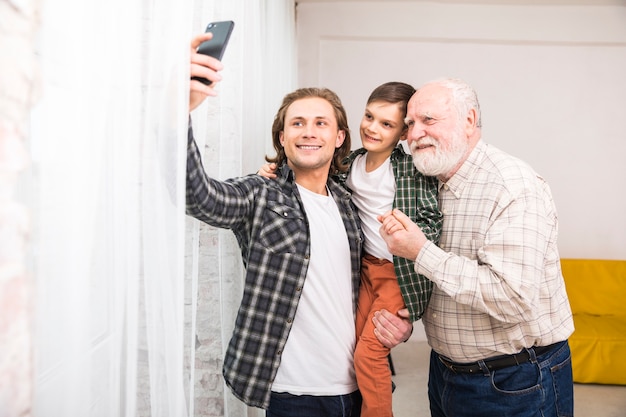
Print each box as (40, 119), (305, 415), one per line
(391, 340), (626, 417)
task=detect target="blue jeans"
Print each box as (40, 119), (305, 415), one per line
(266, 390), (362, 417)
(428, 340), (573, 417)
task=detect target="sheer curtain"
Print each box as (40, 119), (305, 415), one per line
(27, 0), (296, 416)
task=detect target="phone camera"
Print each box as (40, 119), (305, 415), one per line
(207, 23), (214, 28)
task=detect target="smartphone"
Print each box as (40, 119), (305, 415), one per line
(192, 20), (235, 85)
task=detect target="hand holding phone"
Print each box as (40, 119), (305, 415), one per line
(192, 20), (235, 85)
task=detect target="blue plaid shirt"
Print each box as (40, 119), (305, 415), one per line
(185, 124), (363, 409)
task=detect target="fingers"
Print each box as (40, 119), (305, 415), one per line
(257, 163), (278, 179)
(379, 209), (407, 236)
(391, 208), (413, 228)
(190, 55), (223, 89)
(396, 308), (410, 319)
(373, 309), (413, 348)
(189, 32), (224, 111)
(191, 32), (212, 50)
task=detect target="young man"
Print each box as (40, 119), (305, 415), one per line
(188, 32), (412, 416)
(377, 78), (575, 417)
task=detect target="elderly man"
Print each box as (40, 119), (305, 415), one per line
(377, 78), (574, 417)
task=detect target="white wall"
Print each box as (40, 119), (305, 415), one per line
(296, 1), (626, 261)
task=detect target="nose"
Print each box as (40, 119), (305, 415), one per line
(302, 122), (316, 138)
(406, 125), (422, 147)
(362, 119), (376, 135)
(368, 119), (379, 131)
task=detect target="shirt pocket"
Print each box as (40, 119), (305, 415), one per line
(259, 202), (306, 254)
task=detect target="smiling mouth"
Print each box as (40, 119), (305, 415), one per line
(298, 145), (321, 150)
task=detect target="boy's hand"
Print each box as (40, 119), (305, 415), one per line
(257, 163), (278, 179)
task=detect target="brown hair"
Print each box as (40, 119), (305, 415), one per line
(367, 81), (416, 121)
(265, 87), (351, 174)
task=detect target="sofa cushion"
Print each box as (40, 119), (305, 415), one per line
(568, 314), (626, 385)
(561, 259), (626, 316)
(561, 258), (626, 385)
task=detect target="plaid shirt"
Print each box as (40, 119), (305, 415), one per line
(417, 140), (574, 361)
(185, 124), (363, 409)
(337, 146), (442, 321)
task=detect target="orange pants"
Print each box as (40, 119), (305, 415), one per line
(354, 254), (405, 417)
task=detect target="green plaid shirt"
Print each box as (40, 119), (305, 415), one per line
(336, 146), (442, 321)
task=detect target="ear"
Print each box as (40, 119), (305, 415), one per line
(335, 130), (346, 148)
(399, 126), (408, 141)
(279, 131), (285, 147)
(464, 108), (478, 136)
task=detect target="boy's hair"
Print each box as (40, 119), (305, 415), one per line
(367, 81), (416, 120)
(266, 87), (351, 174)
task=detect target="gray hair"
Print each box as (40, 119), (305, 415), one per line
(425, 78), (482, 128)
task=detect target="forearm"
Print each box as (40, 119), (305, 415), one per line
(415, 204), (548, 323)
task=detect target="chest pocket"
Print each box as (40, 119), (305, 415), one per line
(260, 202), (307, 254)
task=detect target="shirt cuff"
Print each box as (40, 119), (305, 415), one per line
(415, 240), (447, 277)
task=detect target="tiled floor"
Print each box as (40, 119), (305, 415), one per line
(391, 339), (626, 417)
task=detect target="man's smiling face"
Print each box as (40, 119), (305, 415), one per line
(280, 97), (345, 175)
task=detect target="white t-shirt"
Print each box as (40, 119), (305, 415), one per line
(346, 153), (395, 261)
(271, 184), (358, 395)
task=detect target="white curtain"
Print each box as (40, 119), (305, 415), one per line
(27, 0), (296, 416)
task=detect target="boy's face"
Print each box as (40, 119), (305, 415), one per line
(280, 97), (345, 175)
(360, 100), (406, 156)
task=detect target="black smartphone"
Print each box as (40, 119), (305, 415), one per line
(192, 20), (235, 85)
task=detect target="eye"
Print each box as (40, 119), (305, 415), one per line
(382, 121), (392, 128)
(422, 115), (435, 124)
(405, 119), (415, 128)
(364, 113), (373, 120)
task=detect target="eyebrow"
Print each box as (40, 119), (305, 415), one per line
(287, 115), (333, 124)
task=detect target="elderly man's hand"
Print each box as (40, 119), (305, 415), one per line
(378, 208), (427, 261)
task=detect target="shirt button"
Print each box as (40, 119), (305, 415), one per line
(443, 184), (449, 191)
(442, 209), (448, 215)
(276, 349), (282, 355)
(432, 313), (437, 318)
(296, 287), (302, 292)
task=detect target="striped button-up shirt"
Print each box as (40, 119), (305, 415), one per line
(338, 146), (443, 321)
(417, 140), (574, 362)
(185, 125), (363, 408)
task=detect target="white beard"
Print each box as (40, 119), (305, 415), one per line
(409, 130), (468, 178)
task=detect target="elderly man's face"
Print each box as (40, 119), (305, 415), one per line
(404, 84), (469, 180)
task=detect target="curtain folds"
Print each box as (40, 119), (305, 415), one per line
(28, 0), (296, 416)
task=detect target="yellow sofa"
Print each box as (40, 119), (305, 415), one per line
(560, 258), (626, 385)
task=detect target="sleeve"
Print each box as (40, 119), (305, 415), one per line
(414, 174), (443, 244)
(416, 177), (553, 324)
(185, 121), (256, 228)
